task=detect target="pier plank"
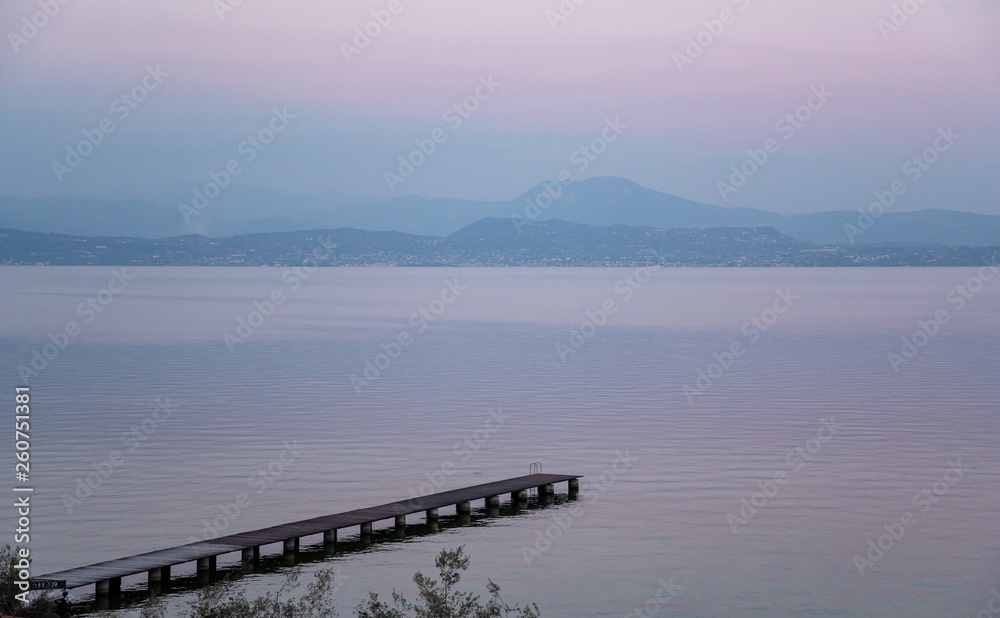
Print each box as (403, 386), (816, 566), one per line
(36, 473), (579, 590)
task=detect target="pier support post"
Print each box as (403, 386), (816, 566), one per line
(283, 538), (299, 555)
(426, 507), (439, 521)
(457, 501), (471, 514)
(96, 579), (110, 596)
(568, 478), (579, 492)
(93, 595), (111, 612)
(197, 556), (217, 573)
(486, 495), (500, 506)
(148, 566), (169, 587)
(512, 489), (527, 502)
(361, 522), (373, 537)
(242, 546), (259, 564)
(324, 529), (337, 545)
(395, 514), (406, 531)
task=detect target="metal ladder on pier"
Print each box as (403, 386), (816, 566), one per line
(529, 462), (542, 495)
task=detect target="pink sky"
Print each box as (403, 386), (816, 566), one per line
(1, 0), (998, 213)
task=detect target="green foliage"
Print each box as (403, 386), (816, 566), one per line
(1, 544), (536, 618)
(0, 544), (22, 616)
(0, 544), (63, 618)
(356, 546), (539, 618)
(184, 566), (338, 618)
(138, 593), (168, 618)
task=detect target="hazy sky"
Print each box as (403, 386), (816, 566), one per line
(1, 0), (998, 216)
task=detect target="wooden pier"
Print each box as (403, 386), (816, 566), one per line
(35, 473), (580, 595)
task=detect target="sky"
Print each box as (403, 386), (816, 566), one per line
(0, 0), (998, 217)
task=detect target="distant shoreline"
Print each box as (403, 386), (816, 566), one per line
(3, 224), (998, 268)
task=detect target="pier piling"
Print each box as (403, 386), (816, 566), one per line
(197, 556), (217, 573)
(36, 473), (582, 594)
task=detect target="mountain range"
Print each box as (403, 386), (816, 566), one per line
(2, 177), (998, 246)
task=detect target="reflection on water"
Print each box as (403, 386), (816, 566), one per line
(1, 267), (998, 617)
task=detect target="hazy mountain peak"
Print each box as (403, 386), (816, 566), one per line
(4, 177), (1000, 246)
(515, 176), (644, 204)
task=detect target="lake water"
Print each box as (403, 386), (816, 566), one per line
(1, 266), (999, 617)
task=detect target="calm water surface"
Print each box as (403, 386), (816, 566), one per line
(1, 267), (998, 617)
